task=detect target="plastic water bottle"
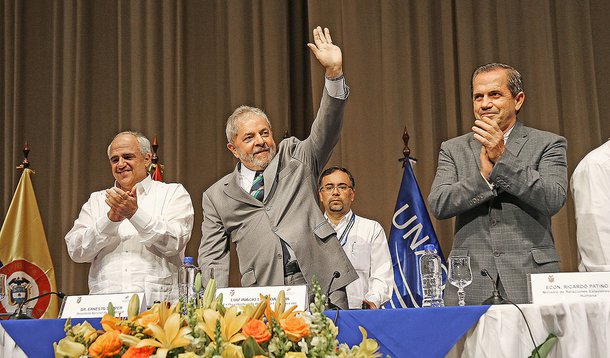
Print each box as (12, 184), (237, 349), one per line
(178, 257), (200, 311)
(420, 244), (444, 307)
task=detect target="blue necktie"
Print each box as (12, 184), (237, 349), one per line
(250, 171), (264, 201)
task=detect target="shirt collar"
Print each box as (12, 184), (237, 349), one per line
(325, 209), (354, 231)
(114, 175), (152, 195)
(239, 163), (257, 182)
(137, 175), (153, 195)
(503, 124), (515, 143)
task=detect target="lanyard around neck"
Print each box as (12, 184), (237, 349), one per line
(338, 213), (356, 247)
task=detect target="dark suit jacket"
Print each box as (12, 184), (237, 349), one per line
(428, 121), (568, 304)
(198, 89), (358, 298)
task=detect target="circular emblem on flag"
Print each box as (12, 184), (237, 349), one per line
(0, 259), (52, 318)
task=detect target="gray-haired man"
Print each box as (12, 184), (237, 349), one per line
(65, 131), (194, 304)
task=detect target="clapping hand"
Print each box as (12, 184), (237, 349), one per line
(307, 26), (343, 79)
(472, 117), (505, 163)
(105, 187), (138, 221)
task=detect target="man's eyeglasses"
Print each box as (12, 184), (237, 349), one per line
(320, 184), (352, 193)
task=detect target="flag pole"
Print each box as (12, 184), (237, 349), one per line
(0, 142), (58, 318)
(385, 125), (444, 308)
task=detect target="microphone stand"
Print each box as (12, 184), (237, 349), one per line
(325, 271), (342, 323)
(480, 269), (507, 305)
(325, 271), (341, 309)
(13, 291), (66, 319)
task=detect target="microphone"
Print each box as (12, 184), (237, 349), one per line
(480, 269), (506, 305)
(325, 271), (341, 310)
(11, 291), (66, 319)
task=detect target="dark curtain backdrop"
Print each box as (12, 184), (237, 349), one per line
(2, 0), (609, 295)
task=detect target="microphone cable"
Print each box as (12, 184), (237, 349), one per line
(502, 299), (540, 357)
(481, 269), (540, 356)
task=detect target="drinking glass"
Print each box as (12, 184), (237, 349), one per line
(448, 255), (473, 306)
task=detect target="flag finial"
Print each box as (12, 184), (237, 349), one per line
(17, 142), (31, 170)
(151, 136), (159, 166)
(150, 136), (163, 181)
(399, 126), (416, 167)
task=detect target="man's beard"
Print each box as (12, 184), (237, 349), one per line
(328, 201), (345, 212)
(239, 145), (277, 169)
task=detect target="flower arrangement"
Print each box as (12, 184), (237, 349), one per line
(53, 277), (382, 357)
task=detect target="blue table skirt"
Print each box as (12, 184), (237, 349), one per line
(1, 318), (102, 357)
(326, 305), (490, 357)
(1, 305), (489, 357)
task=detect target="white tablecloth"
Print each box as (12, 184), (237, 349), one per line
(448, 300), (610, 357)
(0, 324), (27, 358)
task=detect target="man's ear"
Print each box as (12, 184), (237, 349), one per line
(144, 152), (152, 167)
(514, 92), (525, 112)
(227, 142), (240, 159)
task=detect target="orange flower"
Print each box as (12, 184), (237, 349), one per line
(88, 330), (123, 358)
(100, 313), (130, 334)
(136, 310), (160, 335)
(280, 316), (310, 342)
(242, 319), (271, 344)
(122, 345), (156, 358)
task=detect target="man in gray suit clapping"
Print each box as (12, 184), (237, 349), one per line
(428, 63), (568, 305)
(198, 26), (357, 309)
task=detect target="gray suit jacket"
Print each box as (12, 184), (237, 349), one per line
(198, 89), (358, 298)
(428, 121), (568, 304)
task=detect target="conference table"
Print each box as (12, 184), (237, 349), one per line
(1, 300), (608, 357)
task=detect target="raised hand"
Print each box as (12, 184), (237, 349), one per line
(307, 26), (343, 78)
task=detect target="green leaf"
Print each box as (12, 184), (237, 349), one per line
(242, 336), (266, 358)
(107, 302), (115, 317)
(529, 333), (558, 358)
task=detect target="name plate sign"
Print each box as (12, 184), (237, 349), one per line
(528, 272), (610, 304)
(216, 285), (308, 311)
(59, 292), (146, 318)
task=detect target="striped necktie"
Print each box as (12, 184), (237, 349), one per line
(250, 171), (264, 201)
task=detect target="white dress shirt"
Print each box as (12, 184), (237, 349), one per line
(65, 176), (194, 304)
(327, 210), (394, 309)
(571, 140), (610, 272)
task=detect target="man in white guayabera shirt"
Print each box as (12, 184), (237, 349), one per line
(65, 131), (194, 304)
(571, 140), (610, 272)
(319, 166), (393, 309)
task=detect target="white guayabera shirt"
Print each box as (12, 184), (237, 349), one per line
(65, 176), (194, 304)
(327, 210), (394, 309)
(571, 140), (610, 272)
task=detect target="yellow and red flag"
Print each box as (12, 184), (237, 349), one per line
(0, 168), (58, 318)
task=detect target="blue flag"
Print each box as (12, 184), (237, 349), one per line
(385, 159), (446, 308)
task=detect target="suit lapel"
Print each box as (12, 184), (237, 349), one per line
(223, 164), (263, 206)
(505, 121), (528, 157)
(262, 148), (281, 201)
(468, 121), (528, 168)
(468, 133), (483, 171)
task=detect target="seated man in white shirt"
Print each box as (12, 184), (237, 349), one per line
(65, 131), (194, 304)
(571, 140), (610, 271)
(319, 166), (394, 309)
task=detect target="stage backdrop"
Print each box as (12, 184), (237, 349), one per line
(2, 0), (609, 296)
